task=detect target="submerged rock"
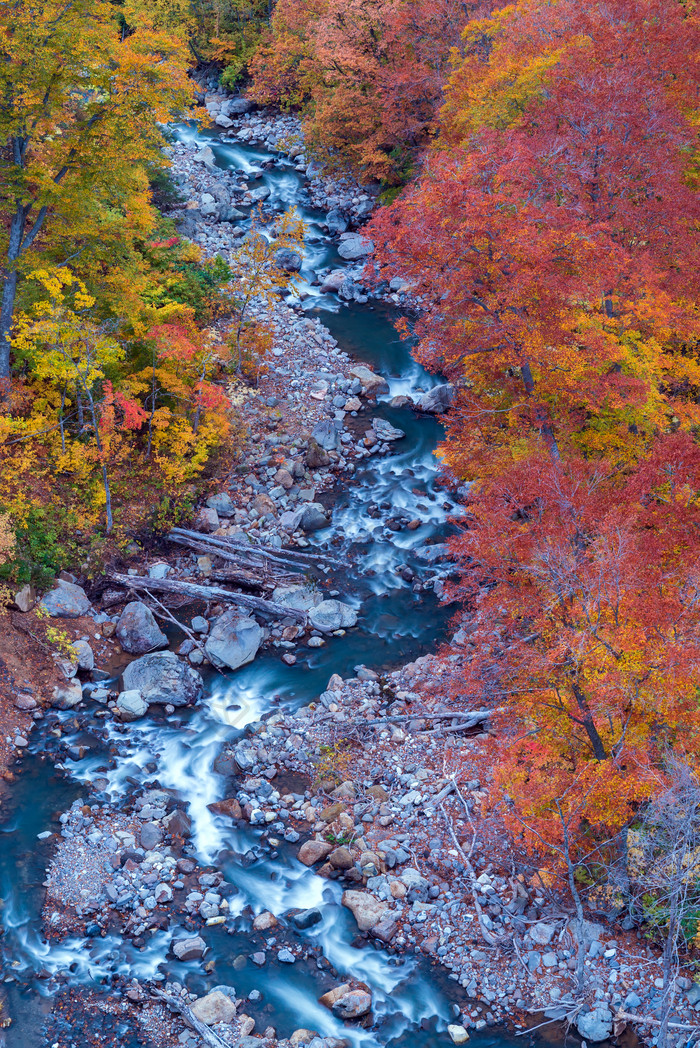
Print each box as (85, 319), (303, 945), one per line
(116, 601), (168, 654)
(122, 651), (203, 707)
(272, 584), (322, 611)
(205, 608), (263, 670)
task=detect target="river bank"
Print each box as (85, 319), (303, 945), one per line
(0, 84), (693, 1048)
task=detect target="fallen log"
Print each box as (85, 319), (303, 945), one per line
(341, 710), (495, 729)
(106, 571), (307, 624)
(614, 1011), (700, 1033)
(169, 527), (344, 567)
(149, 988), (230, 1048)
(168, 533), (304, 588)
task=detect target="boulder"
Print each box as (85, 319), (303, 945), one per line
(193, 146), (216, 169)
(205, 608), (263, 670)
(72, 639), (94, 671)
(206, 491), (235, 517)
(319, 985), (351, 1009)
(299, 504), (329, 532)
(209, 797), (243, 820)
(272, 585), (322, 612)
(576, 1007), (613, 1043)
(196, 507), (220, 532)
(298, 840), (333, 866)
(191, 990), (237, 1026)
(416, 383), (454, 414)
(372, 418), (405, 442)
(371, 913), (399, 943)
(116, 602), (168, 654)
(148, 562), (171, 579)
(14, 584), (35, 612)
(329, 846), (354, 870)
(163, 809), (192, 837)
(349, 365), (389, 395)
(447, 1026), (470, 1044)
(275, 248), (303, 272)
(326, 210), (348, 235)
(253, 911), (278, 931)
(172, 935), (207, 961)
(116, 689), (148, 721)
(331, 990), (372, 1020)
(140, 822), (163, 851)
(229, 97), (253, 114)
(290, 907), (323, 929)
(305, 441), (331, 469)
(341, 890), (387, 932)
(51, 680), (83, 710)
(215, 114), (233, 128)
(311, 419), (338, 450)
(122, 651), (203, 707)
(337, 234), (374, 260)
(40, 580), (91, 618)
(320, 270), (347, 294)
(529, 921), (556, 946)
(309, 600), (358, 633)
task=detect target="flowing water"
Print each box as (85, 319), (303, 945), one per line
(0, 120), (544, 1048)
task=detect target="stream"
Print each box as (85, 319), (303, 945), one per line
(0, 119), (544, 1048)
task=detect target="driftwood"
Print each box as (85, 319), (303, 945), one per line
(169, 527), (344, 567)
(167, 532), (305, 587)
(149, 987), (230, 1048)
(141, 588), (222, 674)
(106, 571), (307, 624)
(615, 1010), (700, 1032)
(341, 710), (494, 729)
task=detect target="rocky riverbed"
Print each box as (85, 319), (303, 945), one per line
(0, 83), (692, 1048)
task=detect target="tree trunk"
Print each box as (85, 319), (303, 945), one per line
(570, 680), (607, 760)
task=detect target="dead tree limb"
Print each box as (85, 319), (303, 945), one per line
(439, 792), (500, 948)
(142, 588), (223, 675)
(106, 571), (307, 623)
(149, 988), (230, 1048)
(167, 533), (305, 587)
(169, 527), (343, 567)
(615, 1011), (700, 1032)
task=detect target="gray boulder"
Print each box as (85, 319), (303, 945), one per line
(206, 491), (235, 517)
(337, 234), (374, 260)
(309, 600), (357, 633)
(326, 210), (348, 235)
(372, 418), (405, 442)
(332, 990), (372, 1019)
(116, 602), (168, 654)
(193, 146), (216, 169)
(73, 639), (94, 671)
(215, 114), (233, 128)
(275, 248), (303, 272)
(172, 935), (207, 961)
(272, 585), (323, 611)
(51, 680), (83, 710)
(576, 1007), (613, 1043)
(311, 419), (339, 450)
(40, 580), (91, 618)
(299, 503), (329, 532)
(228, 97), (253, 114)
(122, 651), (203, 707)
(205, 608), (263, 670)
(416, 383), (454, 414)
(320, 269), (347, 294)
(116, 689), (148, 721)
(341, 890), (387, 931)
(349, 365), (389, 395)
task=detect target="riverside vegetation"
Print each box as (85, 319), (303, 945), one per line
(1, 2), (700, 1048)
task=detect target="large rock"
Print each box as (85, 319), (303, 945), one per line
(311, 419), (339, 450)
(215, 113), (233, 128)
(116, 689), (148, 721)
(309, 600), (358, 633)
(14, 584), (35, 612)
(206, 491), (235, 517)
(228, 97), (253, 114)
(416, 383), (454, 414)
(40, 580), (91, 618)
(298, 840), (333, 866)
(51, 680), (83, 710)
(372, 418), (405, 442)
(349, 366), (389, 395)
(172, 935), (207, 961)
(122, 651), (203, 707)
(299, 503), (329, 532)
(191, 990), (237, 1025)
(341, 890), (387, 932)
(320, 269), (347, 294)
(331, 990), (372, 1020)
(275, 248), (303, 272)
(193, 146), (216, 169)
(116, 602), (168, 654)
(72, 639), (94, 671)
(337, 234), (374, 260)
(576, 1007), (613, 1043)
(272, 585), (322, 611)
(205, 608), (263, 670)
(326, 210), (348, 235)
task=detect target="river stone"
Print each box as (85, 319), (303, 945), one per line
(311, 419), (338, 450)
(72, 639), (94, 671)
(349, 365), (389, 395)
(298, 840), (333, 866)
(275, 247), (303, 272)
(205, 608), (263, 670)
(148, 562), (171, 579)
(576, 1007), (613, 1042)
(206, 491), (235, 516)
(14, 584), (35, 612)
(529, 920), (556, 945)
(229, 97), (253, 114)
(448, 1026), (470, 1044)
(140, 822), (163, 851)
(116, 689), (148, 721)
(122, 651), (204, 707)
(341, 890), (387, 932)
(172, 935), (207, 961)
(326, 210), (348, 234)
(372, 418), (405, 442)
(209, 797), (243, 820)
(337, 233), (374, 260)
(253, 911), (278, 931)
(332, 990), (372, 1019)
(371, 913), (399, 943)
(291, 907), (323, 929)
(308, 600), (358, 633)
(305, 440), (331, 468)
(40, 580), (91, 618)
(299, 503), (329, 532)
(416, 383), (454, 414)
(193, 146), (216, 169)
(215, 113), (233, 128)
(272, 585), (322, 611)
(51, 680), (83, 710)
(116, 601), (168, 654)
(191, 990), (237, 1025)
(320, 269), (347, 294)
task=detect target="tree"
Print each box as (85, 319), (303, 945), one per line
(0, 0), (191, 383)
